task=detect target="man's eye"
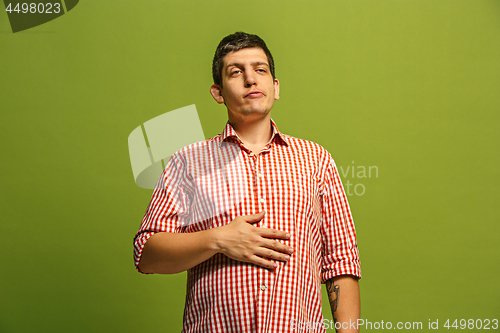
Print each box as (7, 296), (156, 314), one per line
(257, 69), (267, 73)
(231, 70), (242, 75)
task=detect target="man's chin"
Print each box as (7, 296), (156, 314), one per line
(240, 105), (272, 115)
(238, 109), (271, 120)
(227, 104), (273, 121)
(241, 109), (267, 115)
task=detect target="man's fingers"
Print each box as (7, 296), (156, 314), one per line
(254, 246), (291, 262)
(241, 211), (266, 224)
(261, 239), (293, 256)
(250, 255), (278, 270)
(239, 213), (290, 241)
(221, 213), (293, 268)
(259, 227), (291, 240)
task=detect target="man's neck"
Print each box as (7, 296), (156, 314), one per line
(228, 114), (273, 154)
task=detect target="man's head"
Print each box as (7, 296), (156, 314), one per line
(212, 32), (275, 88)
(210, 32), (280, 122)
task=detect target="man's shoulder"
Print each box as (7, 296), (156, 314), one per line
(180, 134), (221, 150)
(170, 133), (227, 161)
(281, 133), (331, 158)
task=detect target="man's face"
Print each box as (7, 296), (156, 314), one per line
(210, 47), (279, 121)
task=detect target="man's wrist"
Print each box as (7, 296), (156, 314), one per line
(207, 226), (224, 254)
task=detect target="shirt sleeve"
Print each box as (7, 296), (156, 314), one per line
(133, 152), (192, 273)
(320, 153), (361, 282)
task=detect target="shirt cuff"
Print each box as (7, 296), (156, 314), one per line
(321, 257), (361, 283)
(133, 231), (156, 274)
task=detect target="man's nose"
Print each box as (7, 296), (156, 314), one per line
(244, 72), (257, 87)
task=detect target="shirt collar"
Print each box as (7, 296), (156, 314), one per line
(221, 118), (290, 147)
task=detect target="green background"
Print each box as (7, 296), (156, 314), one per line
(1, 0), (499, 332)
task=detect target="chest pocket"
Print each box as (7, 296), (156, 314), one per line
(270, 170), (318, 214)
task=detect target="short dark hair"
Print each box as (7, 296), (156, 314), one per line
(212, 32), (276, 87)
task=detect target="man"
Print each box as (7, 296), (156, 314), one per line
(134, 32), (361, 333)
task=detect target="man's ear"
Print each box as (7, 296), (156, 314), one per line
(273, 78), (280, 100)
(210, 84), (225, 104)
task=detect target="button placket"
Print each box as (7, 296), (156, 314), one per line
(254, 154), (266, 227)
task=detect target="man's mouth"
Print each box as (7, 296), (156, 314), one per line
(245, 91), (264, 98)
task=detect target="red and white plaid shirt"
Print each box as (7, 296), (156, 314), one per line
(134, 119), (361, 333)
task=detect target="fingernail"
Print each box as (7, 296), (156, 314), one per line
(284, 255), (290, 261)
(286, 233), (290, 238)
(272, 263), (278, 268)
(289, 248), (294, 254)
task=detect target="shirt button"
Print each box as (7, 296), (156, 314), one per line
(258, 173), (263, 178)
(249, 152), (255, 157)
(260, 285), (267, 291)
(259, 198), (265, 203)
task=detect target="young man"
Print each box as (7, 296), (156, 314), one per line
(134, 32), (361, 333)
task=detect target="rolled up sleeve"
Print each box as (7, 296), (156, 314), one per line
(133, 152), (192, 273)
(320, 154), (361, 282)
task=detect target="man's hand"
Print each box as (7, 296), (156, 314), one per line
(138, 211), (293, 274)
(214, 211), (293, 270)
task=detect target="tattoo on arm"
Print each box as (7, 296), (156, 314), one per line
(327, 280), (340, 332)
(327, 282), (340, 312)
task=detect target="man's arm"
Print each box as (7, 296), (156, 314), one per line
(326, 275), (360, 333)
(138, 211), (293, 274)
